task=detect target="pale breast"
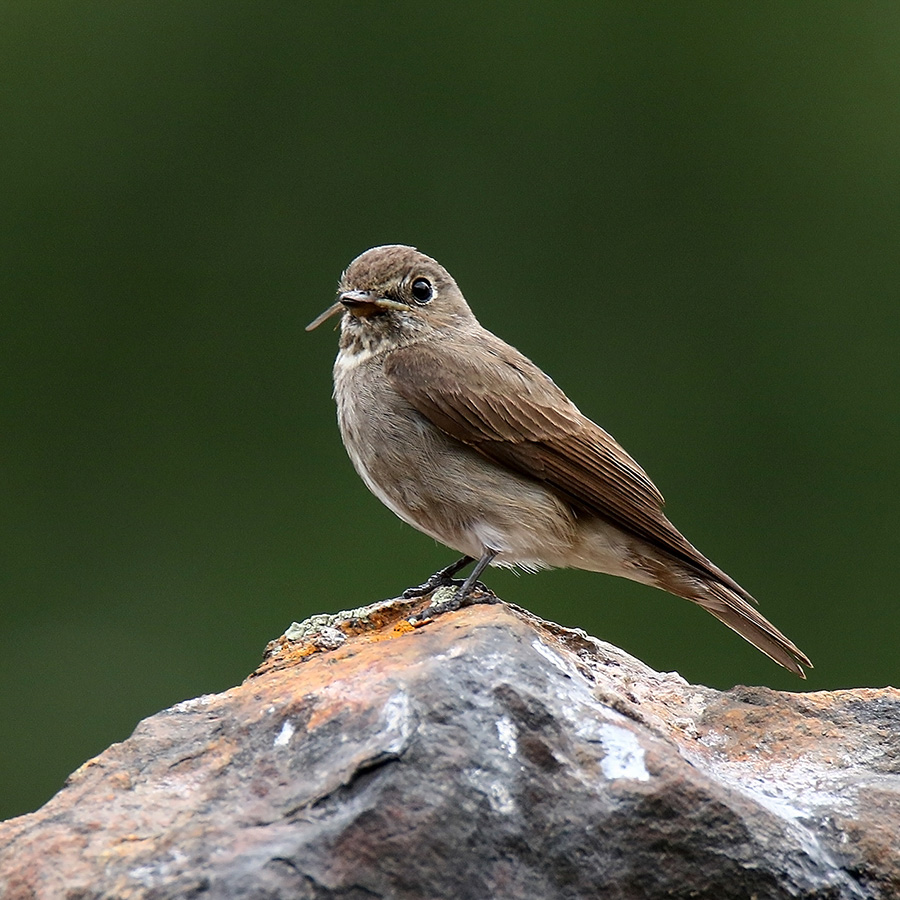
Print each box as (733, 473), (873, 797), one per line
(334, 347), (460, 533)
(332, 347), (579, 567)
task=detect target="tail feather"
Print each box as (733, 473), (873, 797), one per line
(692, 582), (812, 678)
(569, 521), (811, 676)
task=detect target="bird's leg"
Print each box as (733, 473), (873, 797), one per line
(401, 555), (474, 599)
(412, 549), (498, 620)
(448, 548), (497, 607)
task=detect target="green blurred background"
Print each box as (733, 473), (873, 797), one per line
(2, 2), (898, 820)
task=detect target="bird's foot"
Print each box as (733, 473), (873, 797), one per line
(401, 556), (474, 599)
(401, 574), (461, 599)
(405, 550), (499, 623)
(408, 580), (498, 624)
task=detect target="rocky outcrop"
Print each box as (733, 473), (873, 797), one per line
(0, 594), (897, 899)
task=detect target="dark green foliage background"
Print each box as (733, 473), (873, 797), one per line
(2, 3), (898, 819)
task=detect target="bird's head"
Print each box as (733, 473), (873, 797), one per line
(306, 245), (477, 349)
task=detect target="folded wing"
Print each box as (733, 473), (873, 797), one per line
(384, 336), (752, 602)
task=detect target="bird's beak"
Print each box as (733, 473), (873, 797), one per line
(305, 290), (410, 331)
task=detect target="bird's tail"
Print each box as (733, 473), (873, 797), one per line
(682, 577), (812, 678)
(565, 522), (812, 676)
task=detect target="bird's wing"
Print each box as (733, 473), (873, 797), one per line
(384, 336), (750, 597)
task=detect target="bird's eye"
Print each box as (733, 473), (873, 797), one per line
(410, 277), (433, 305)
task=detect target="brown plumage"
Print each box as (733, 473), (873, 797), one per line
(308, 245), (812, 677)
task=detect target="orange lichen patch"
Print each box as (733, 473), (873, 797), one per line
(254, 597), (436, 676)
(253, 636), (332, 676)
(357, 618), (418, 642)
(337, 601), (422, 636)
(256, 593), (507, 679)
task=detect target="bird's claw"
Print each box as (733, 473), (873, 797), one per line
(402, 576), (465, 599)
(408, 581), (497, 623)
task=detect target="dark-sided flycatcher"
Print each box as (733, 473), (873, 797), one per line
(308, 245), (811, 677)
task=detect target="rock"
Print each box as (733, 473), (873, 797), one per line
(0, 595), (897, 899)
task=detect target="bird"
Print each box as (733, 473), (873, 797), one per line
(307, 245), (811, 677)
